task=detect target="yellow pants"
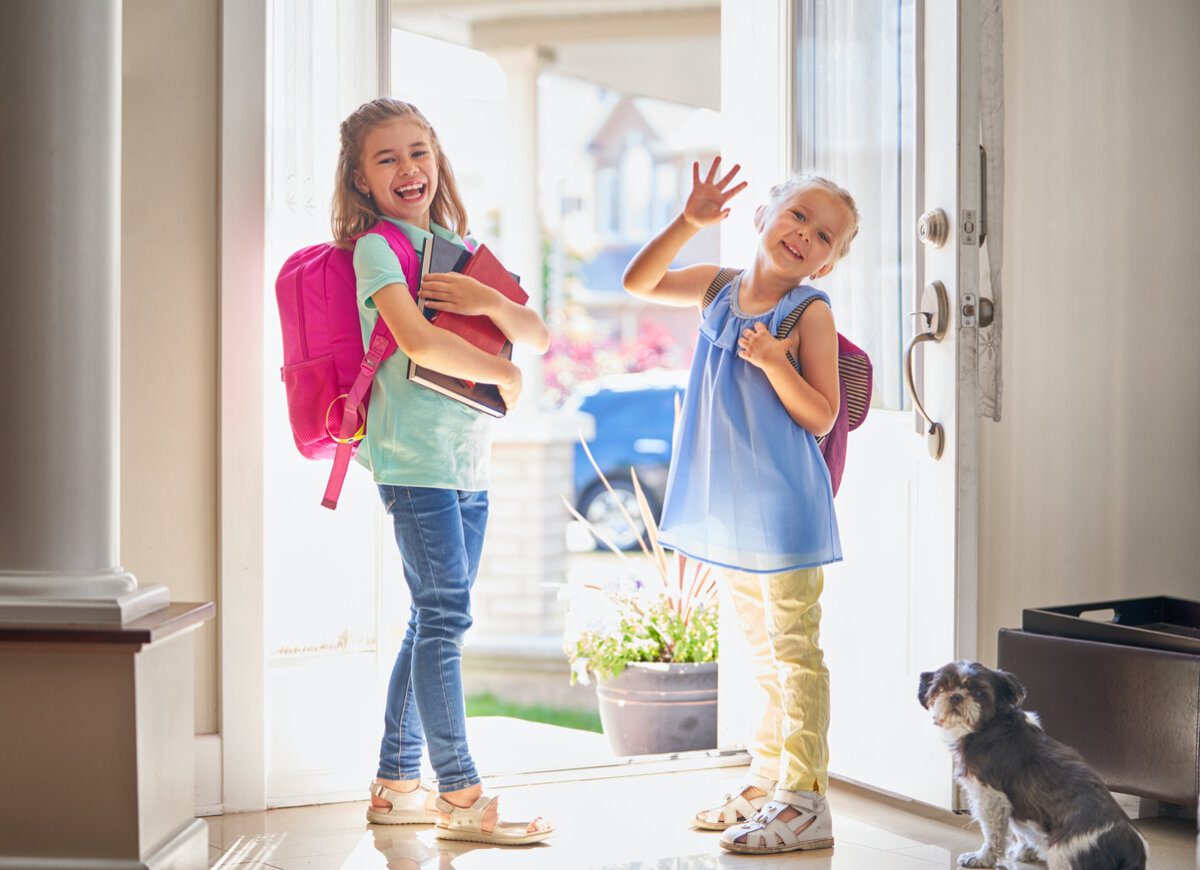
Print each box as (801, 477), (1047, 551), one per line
(723, 565), (829, 797)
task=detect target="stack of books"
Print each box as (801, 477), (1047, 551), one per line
(407, 236), (528, 417)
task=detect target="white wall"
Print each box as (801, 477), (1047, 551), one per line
(121, 0), (220, 733)
(978, 0), (1200, 658)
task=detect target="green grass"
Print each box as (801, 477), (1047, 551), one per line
(465, 693), (603, 734)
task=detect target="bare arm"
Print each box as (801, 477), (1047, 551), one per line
(373, 282), (523, 408)
(736, 302), (840, 436)
(623, 158), (747, 306)
(418, 272), (550, 353)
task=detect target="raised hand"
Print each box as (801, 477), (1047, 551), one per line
(683, 157), (748, 229)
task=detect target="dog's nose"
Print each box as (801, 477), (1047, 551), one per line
(949, 692), (964, 706)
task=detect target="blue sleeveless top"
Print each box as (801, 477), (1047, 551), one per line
(657, 274), (842, 573)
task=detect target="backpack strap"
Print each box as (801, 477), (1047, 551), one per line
(367, 218), (422, 292)
(776, 293), (829, 446)
(321, 325), (392, 509)
(775, 294), (822, 375)
(701, 267), (743, 309)
(777, 294), (873, 432)
(321, 221), (420, 509)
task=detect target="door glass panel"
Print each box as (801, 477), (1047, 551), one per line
(795, 0), (916, 411)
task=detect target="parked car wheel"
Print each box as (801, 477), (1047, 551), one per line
(578, 475), (659, 551)
(567, 370), (688, 551)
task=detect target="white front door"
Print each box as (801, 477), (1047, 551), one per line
(719, 0), (981, 810)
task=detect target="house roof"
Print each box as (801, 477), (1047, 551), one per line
(586, 96), (720, 158)
(586, 97), (662, 159)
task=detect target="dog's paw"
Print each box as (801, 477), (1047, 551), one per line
(1005, 841), (1043, 864)
(958, 849), (1000, 868)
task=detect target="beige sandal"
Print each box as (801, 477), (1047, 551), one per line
(365, 780), (438, 825)
(434, 795), (553, 846)
(694, 784), (772, 830)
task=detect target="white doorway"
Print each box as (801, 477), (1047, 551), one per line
(232, 0), (984, 811)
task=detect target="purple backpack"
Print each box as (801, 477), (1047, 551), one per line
(275, 220), (419, 509)
(775, 293), (873, 496)
(814, 332), (872, 495)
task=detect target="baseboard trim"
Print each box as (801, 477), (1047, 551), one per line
(0, 819), (208, 870)
(194, 732), (223, 816)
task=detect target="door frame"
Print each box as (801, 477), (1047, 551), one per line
(217, 0), (393, 813)
(219, 0), (267, 814)
(947, 0), (982, 664)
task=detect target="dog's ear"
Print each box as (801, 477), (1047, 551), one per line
(991, 669), (1026, 709)
(918, 671), (935, 709)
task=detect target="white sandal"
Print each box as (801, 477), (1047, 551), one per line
(365, 780), (438, 825)
(434, 795), (554, 846)
(693, 784), (772, 830)
(719, 798), (834, 854)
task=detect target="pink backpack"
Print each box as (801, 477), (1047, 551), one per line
(275, 220), (419, 509)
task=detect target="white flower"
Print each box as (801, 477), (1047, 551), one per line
(570, 658), (591, 686)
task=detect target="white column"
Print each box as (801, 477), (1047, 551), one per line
(469, 45), (592, 657)
(493, 45), (545, 399)
(0, 0), (167, 624)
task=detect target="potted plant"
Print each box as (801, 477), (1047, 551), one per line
(561, 440), (719, 756)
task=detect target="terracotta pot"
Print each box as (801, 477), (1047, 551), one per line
(596, 660), (718, 756)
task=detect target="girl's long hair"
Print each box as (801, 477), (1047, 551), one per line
(331, 98), (468, 248)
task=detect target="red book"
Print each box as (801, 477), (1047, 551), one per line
(406, 241), (527, 417)
(429, 244), (529, 356)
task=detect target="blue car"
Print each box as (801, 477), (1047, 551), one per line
(567, 371), (688, 550)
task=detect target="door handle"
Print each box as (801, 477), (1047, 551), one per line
(904, 280), (948, 459)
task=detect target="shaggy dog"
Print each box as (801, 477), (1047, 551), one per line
(918, 661), (1147, 869)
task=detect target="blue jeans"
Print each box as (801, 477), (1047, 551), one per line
(376, 484), (488, 792)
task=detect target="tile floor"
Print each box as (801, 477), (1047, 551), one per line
(208, 764), (1198, 870)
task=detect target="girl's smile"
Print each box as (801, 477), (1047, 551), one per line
(354, 118), (439, 230)
(396, 180), (426, 201)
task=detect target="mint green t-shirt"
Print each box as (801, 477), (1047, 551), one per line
(353, 217), (492, 490)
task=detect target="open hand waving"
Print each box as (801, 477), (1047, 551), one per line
(683, 157), (748, 229)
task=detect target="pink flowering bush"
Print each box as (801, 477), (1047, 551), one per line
(544, 317), (689, 405)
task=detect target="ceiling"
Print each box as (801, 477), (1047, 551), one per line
(390, 0), (721, 108)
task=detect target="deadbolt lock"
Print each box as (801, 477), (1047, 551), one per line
(918, 208), (950, 248)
